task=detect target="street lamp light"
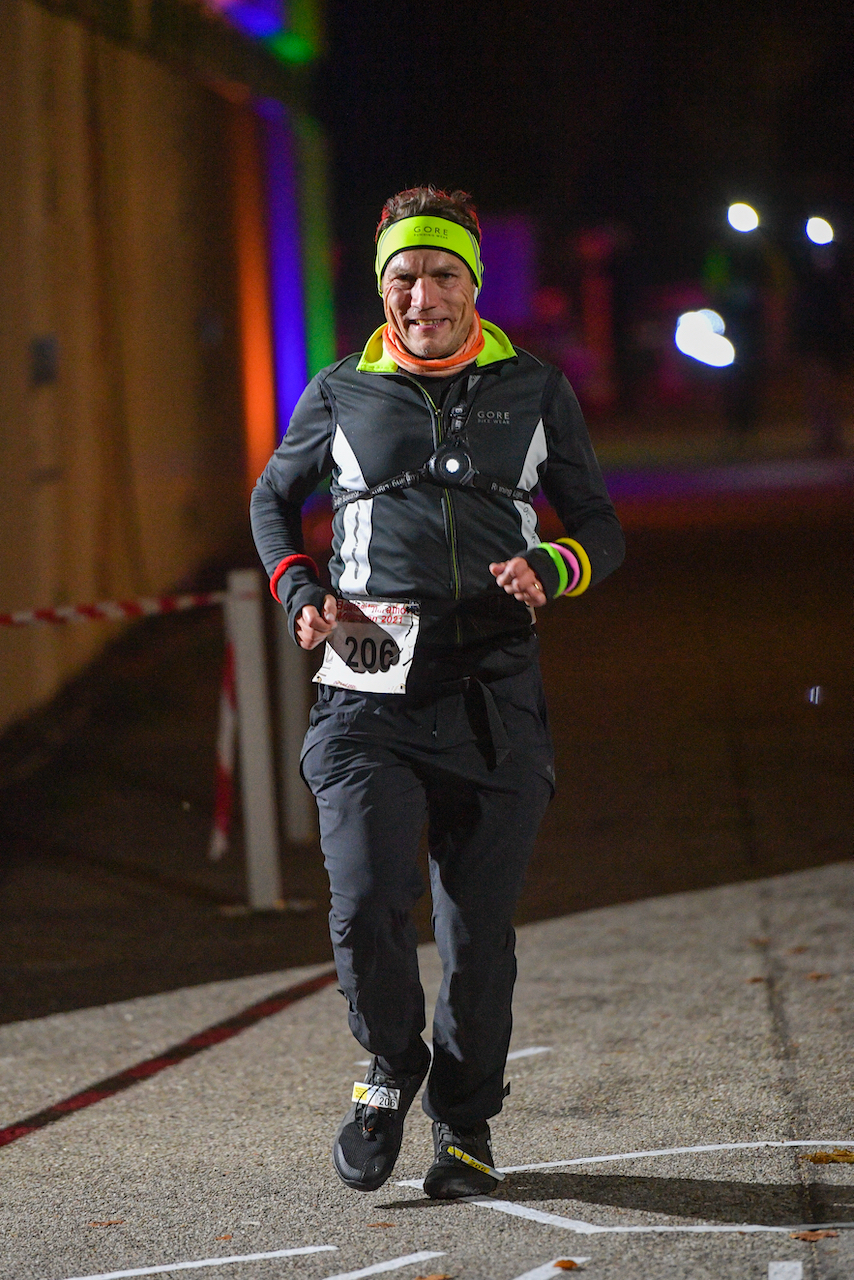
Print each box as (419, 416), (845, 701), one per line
(727, 203), (760, 232)
(806, 217), (834, 245)
(675, 310), (735, 367)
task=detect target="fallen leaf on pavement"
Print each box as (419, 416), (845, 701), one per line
(554, 1262), (584, 1271)
(367, 1222), (394, 1228)
(89, 1221), (124, 1227)
(790, 1230), (839, 1241)
(746, 976), (766, 983)
(215, 1234), (233, 1240)
(806, 972), (830, 980)
(801, 1148), (854, 1164)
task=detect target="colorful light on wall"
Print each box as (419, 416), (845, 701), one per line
(229, 105), (277, 494)
(204, 0), (321, 63)
(257, 98), (308, 440)
(212, 0), (334, 466)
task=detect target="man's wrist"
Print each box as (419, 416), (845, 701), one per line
(521, 540), (590, 599)
(270, 553), (320, 602)
(286, 583), (330, 644)
(520, 547), (562, 599)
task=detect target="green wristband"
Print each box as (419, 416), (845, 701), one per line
(538, 542), (569, 598)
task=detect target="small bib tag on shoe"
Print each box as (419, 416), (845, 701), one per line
(447, 1145), (505, 1181)
(352, 1082), (401, 1110)
(314, 599), (420, 695)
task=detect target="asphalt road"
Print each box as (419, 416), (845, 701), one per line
(0, 863), (851, 1280)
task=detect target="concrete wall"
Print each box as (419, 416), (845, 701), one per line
(0, 2), (245, 734)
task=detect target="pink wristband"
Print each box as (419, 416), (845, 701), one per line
(549, 542), (580, 594)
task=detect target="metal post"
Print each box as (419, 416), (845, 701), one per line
(274, 604), (316, 843)
(225, 568), (283, 909)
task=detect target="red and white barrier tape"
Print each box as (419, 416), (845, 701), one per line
(209, 638), (237, 862)
(0, 586), (237, 860)
(0, 592), (225, 627)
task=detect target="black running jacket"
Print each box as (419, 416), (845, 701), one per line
(250, 320), (624, 647)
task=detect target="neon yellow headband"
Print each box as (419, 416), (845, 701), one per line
(375, 215), (484, 294)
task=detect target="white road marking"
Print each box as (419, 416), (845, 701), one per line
(57, 1244), (338, 1280)
(497, 1138), (854, 1173)
(509, 1257), (591, 1278)
(768, 1265), (803, 1280)
(466, 1200), (604, 1232)
(397, 1138), (853, 1192)
(322, 1252), (445, 1280)
(465, 1198), (837, 1235)
(396, 1138), (854, 1241)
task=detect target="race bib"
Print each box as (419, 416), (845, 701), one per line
(313, 598), (420, 695)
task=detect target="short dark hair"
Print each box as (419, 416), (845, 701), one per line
(376, 186), (481, 244)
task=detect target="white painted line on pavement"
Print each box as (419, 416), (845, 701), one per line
(322, 1252), (445, 1280)
(768, 1265), (803, 1280)
(57, 1244), (338, 1280)
(395, 1183), (853, 1236)
(466, 1200), (602, 1233)
(397, 1139), (854, 1240)
(465, 1198), (834, 1235)
(497, 1138), (854, 1173)
(509, 1256), (591, 1278)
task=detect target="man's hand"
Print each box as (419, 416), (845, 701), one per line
(295, 594), (338, 649)
(489, 557), (547, 607)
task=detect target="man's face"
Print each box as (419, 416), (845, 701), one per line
(382, 249), (476, 358)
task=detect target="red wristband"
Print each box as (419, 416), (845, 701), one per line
(270, 554), (320, 601)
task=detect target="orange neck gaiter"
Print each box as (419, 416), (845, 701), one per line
(382, 311), (485, 377)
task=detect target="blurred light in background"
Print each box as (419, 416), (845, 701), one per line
(214, 0), (282, 38)
(218, 0), (335, 473)
(202, 0), (320, 64)
(478, 215), (536, 330)
(806, 216), (834, 245)
(675, 311), (735, 367)
(727, 203), (760, 233)
(695, 308), (726, 335)
(258, 101), (309, 442)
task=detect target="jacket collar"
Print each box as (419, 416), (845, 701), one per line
(356, 318), (517, 374)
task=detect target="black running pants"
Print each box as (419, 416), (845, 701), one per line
(300, 660), (554, 1127)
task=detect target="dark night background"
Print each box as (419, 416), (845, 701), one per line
(318, 0), (853, 334)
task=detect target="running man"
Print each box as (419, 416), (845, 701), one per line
(251, 186), (624, 1197)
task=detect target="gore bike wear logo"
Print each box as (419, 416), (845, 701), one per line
(413, 224), (449, 237)
(477, 410), (510, 422)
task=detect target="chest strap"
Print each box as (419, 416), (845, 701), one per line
(332, 466), (535, 511)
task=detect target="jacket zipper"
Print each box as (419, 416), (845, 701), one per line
(400, 375), (464, 635)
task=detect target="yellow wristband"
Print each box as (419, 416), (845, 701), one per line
(558, 538), (592, 596)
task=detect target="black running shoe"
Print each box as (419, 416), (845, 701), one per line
(422, 1120), (504, 1199)
(332, 1051), (430, 1192)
